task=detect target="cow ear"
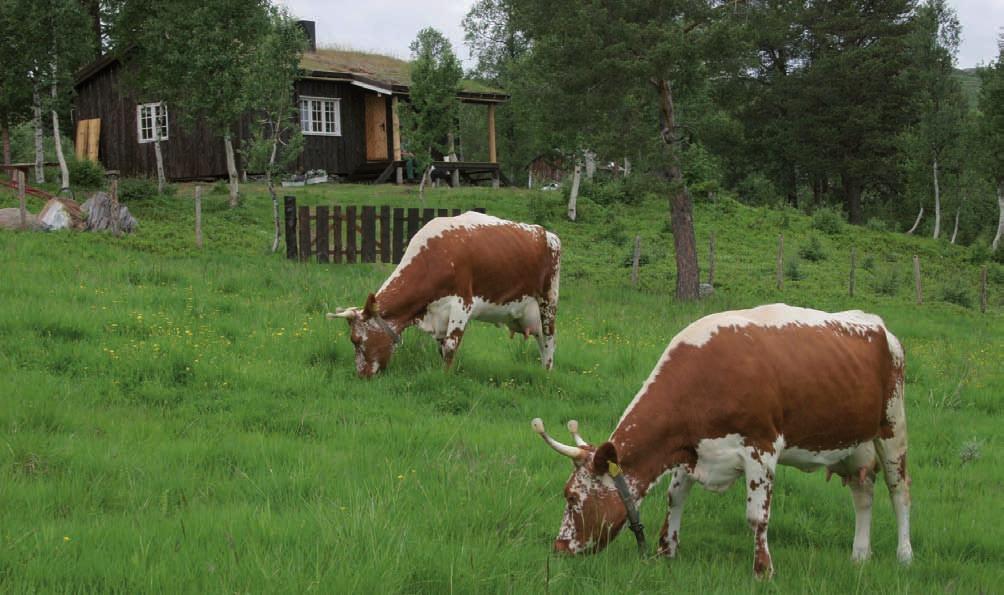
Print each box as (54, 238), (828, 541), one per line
(363, 293), (378, 317)
(592, 441), (619, 476)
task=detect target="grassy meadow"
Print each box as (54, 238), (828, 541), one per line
(0, 181), (1001, 593)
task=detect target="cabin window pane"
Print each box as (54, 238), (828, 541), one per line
(137, 102), (169, 143)
(299, 96), (341, 136)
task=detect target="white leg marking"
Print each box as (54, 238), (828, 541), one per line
(658, 469), (693, 558)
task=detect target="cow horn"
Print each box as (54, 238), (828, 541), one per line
(567, 419), (589, 447)
(327, 308), (360, 320)
(532, 418), (583, 459)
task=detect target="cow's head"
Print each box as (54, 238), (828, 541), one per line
(327, 293), (400, 378)
(532, 418), (627, 554)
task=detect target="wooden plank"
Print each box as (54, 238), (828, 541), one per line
(451, 208), (461, 216)
(332, 206), (342, 264)
(392, 207), (405, 263)
(422, 208), (435, 227)
(316, 205), (330, 263)
(361, 206), (376, 262)
(391, 97), (402, 161)
(487, 103), (497, 163)
(283, 196), (298, 260)
(406, 208), (421, 245)
(364, 95), (389, 161)
(87, 119), (101, 162)
(74, 119), (89, 160)
(345, 206), (357, 263)
(298, 206), (312, 262)
(380, 206), (391, 263)
(474, 207), (486, 214)
(437, 208), (449, 218)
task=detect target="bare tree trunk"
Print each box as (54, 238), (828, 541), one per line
(17, 170), (26, 228)
(224, 133), (239, 207)
(655, 78), (699, 300)
(153, 137), (166, 193)
(418, 164), (432, 199)
(51, 81), (69, 191)
(32, 85), (45, 184)
(567, 164), (581, 221)
(932, 157), (941, 239)
(268, 136), (280, 253)
(993, 183), (1004, 252)
(1, 120), (10, 166)
(950, 207), (960, 244)
(906, 206), (924, 234)
(623, 157), (631, 177)
(631, 235), (641, 288)
(584, 150), (596, 180)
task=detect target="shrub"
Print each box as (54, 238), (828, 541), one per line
(621, 249), (650, 268)
(939, 284), (972, 308)
(118, 178), (159, 201)
(785, 257), (804, 281)
(527, 194), (554, 228)
(211, 180), (229, 195)
(966, 240), (992, 264)
(798, 235), (827, 262)
(873, 267), (900, 296)
(736, 173), (778, 206)
(811, 207), (844, 235)
(69, 159), (104, 188)
(862, 254), (876, 272)
(597, 216), (627, 244)
(866, 217), (888, 232)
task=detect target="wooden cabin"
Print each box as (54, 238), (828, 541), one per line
(72, 21), (508, 183)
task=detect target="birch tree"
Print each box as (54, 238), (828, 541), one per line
(979, 35), (1004, 252)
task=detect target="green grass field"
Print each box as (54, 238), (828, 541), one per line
(1, 182), (1001, 592)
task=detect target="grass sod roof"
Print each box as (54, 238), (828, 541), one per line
(300, 47), (506, 100)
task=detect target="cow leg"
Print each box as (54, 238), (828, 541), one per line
(875, 377), (912, 564)
(744, 449), (777, 579)
(535, 297), (557, 370)
(439, 302), (470, 370)
(848, 470), (875, 562)
(657, 470), (693, 558)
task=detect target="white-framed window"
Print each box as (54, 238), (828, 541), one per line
(136, 102), (169, 143)
(299, 96), (341, 136)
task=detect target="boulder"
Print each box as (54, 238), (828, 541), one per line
(82, 192), (138, 233)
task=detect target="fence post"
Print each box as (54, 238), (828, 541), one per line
(913, 254), (922, 305)
(849, 247), (856, 298)
(194, 185), (203, 249)
(776, 234), (784, 291)
(17, 170), (26, 229)
(708, 232), (715, 286)
(361, 206), (376, 262)
(380, 206), (391, 263)
(283, 196), (297, 260)
(316, 205), (330, 263)
(631, 235), (641, 288)
(981, 266), (988, 313)
(297, 205), (312, 262)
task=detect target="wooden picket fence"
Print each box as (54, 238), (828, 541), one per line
(282, 196), (485, 264)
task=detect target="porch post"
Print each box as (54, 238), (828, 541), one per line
(392, 96), (403, 184)
(487, 103), (497, 163)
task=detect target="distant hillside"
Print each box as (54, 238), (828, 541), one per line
(955, 67), (982, 111)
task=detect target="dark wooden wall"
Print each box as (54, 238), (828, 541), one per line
(74, 60), (238, 179)
(74, 61), (394, 180)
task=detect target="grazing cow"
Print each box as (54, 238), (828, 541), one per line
(329, 211), (561, 378)
(532, 304), (911, 579)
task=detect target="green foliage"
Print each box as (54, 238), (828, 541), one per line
(798, 235), (827, 262)
(812, 207), (845, 235)
(866, 217), (889, 232)
(873, 266), (901, 296)
(526, 193), (556, 228)
(118, 177), (158, 201)
(939, 283), (972, 308)
(736, 173), (779, 206)
(785, 256), (805, 281)
(68, 158), (104, 188)
(210, 180), (229, 195)
(406, 28), (462, 172)
(862, 254), (877, 272)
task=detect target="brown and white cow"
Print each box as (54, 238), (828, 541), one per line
(329, 211), (561, 378)
(532, 304), (911, 578)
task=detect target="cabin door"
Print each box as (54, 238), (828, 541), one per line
(364, 94), (389, 161)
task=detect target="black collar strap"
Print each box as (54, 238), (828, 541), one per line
(608, 462), (646, 556)
(372, 316), (401, 345)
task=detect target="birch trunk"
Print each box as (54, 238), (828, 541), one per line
(950, 207), (960, 244)
(33, 85), (45, 184)
(567, 164), (581, 221)
(993, 183), (1004, 252)
(932, 157), (941, 239)
(906, 206), (924, 234)
(224, 133), (239, 207)
(153, 136), (165, 194)
(418, 164), (432, 199)
(268, 135), (280, 253)
(51, 82), (69, 191)
(623, 157), (631, 177)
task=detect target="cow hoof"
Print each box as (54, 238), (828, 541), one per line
(851, 548), (871, 563)
(753, 566), (774, 581)
(897, 545), (913, 565)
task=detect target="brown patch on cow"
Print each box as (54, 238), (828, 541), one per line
(897, 454), (908, 482)
(377, 218), (559, 327)
(753, 524), (772, 578)
(749, 479), (762, 491)
(609, 319), (901, 495)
